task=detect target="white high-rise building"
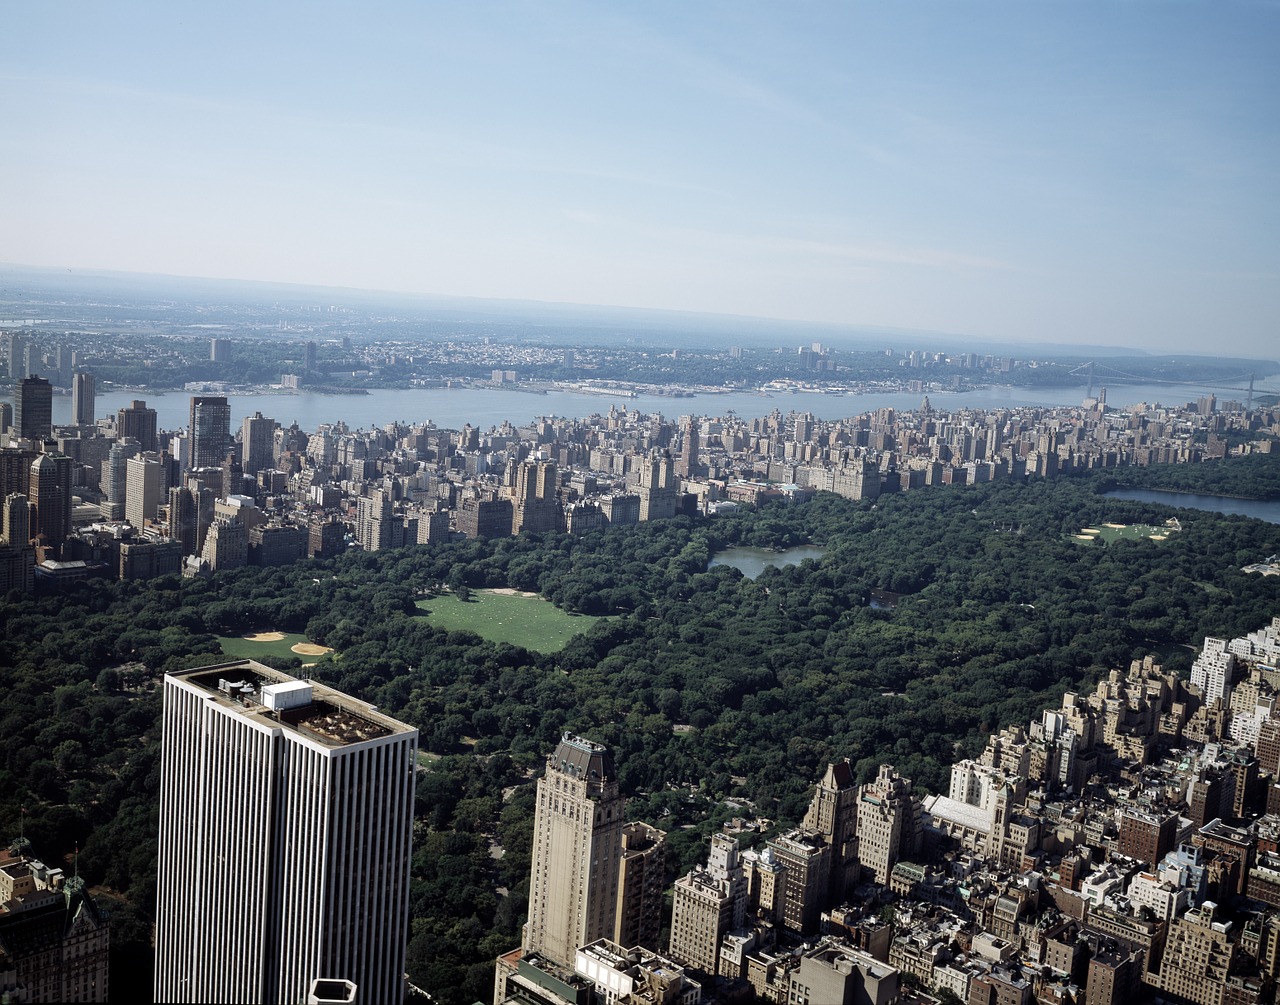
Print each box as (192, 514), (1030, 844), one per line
(154, 661), (417, 1005)
(1191, 637), (1236, 705)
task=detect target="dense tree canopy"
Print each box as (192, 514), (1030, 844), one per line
(2, 454), (1278, 1002)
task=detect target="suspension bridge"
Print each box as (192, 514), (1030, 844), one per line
(1065, 361), (1280, 408)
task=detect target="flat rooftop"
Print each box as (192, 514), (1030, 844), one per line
(170, 660), (416, 747)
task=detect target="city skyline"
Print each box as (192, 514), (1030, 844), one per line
(2, 3), (1278, 357)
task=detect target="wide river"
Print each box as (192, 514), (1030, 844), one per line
(20, 379), (1258, 433)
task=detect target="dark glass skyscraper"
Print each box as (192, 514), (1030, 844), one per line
(72, 371), (95, 426)
(15, 375), (52, 441)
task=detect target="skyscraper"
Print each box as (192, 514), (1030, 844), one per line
(188, 396), (231, 471)
(154, 661), (417, 1005)
(4, 332), (23, 379)
(524, 733), (625, 968)
(15, 375), (53, 441)
(28, 452), (72, 551)
(125, 454), (166, 530)
(72, 371), (96, 426)
(117, 400), (159, 453)
(676, 416), (700, 479)
(241, 411), (278, 478)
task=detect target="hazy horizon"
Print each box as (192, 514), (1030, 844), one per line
(3, 3), (1277, 356)
(10, 261), (1279, 366)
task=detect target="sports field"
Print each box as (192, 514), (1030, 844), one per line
(1070, 521), (1176, 546)
(217, 630), (334, 663)
(415, 589), (606, 653)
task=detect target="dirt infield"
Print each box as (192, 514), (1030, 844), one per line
(243, 631), (287, 642)
(291, 642), (333, 656)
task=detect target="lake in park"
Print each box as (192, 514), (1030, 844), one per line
(1103, 488), (1280, 525)
(709, 545), (827, 579)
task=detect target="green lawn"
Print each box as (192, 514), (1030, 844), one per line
(216, 631), (327, 663)
(1069, 522), (1177, 546)
(415, 590), (607, 653)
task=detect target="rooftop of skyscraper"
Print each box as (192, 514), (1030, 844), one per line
(551, 731), (615, 782)
(172, 660), (415, 747)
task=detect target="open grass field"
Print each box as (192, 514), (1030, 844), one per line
(415, 590), (607, 653)
(216, 631), (334, 663)
(1070, 521), (1177, 546)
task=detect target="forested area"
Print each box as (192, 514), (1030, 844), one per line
(1, 456), (1279, 1001)
(1104, 450), (1280, 500)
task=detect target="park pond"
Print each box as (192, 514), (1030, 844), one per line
(708, 545), (827, 579)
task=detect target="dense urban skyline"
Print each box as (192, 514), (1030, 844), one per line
(3, 2), (1278, 356)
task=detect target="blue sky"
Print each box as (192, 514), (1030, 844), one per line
(2, 1), (1277, 355)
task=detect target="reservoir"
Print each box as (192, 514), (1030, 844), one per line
(709, 545), (827, 579)
(1103, 488), (1280, 525)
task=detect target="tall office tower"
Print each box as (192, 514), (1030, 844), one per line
(23, 344), (39, 383)
(167, 485), (197, 555)
(101, 439), (141, 510)
(5, 332), (23, 379)
(28, 452), (72, 551)
(117, 400), (159, 453)
(0, 496), (35, 591)
(125, 454), (166, 530)
(524, 733), (625, 968)
(155, 662), (416, 1005)
(189, 396), (231, 470)
(675, 417), (700, 479)
(669, 834), (748, 977)
(3, 492), (30, 545)
(304, 340), (318, 370)
(0, 401), (10, 434)
(221, 451), (244, 500)
(71, 371), (96, 426)
(614, 822), (666, 950)
(209, 337), (232, 361)
(0, 445), (36, 500)
(856, 764), (921, 886)
(15, 375), (53, 441)
(241, 412), (278, 478)
(804, 760), (861, 903)
(190, 485), (216, 556)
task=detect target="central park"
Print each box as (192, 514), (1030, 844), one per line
(2, 455), (1279, 1002)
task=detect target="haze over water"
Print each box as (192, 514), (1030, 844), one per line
(39, 381), (1257, 434)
